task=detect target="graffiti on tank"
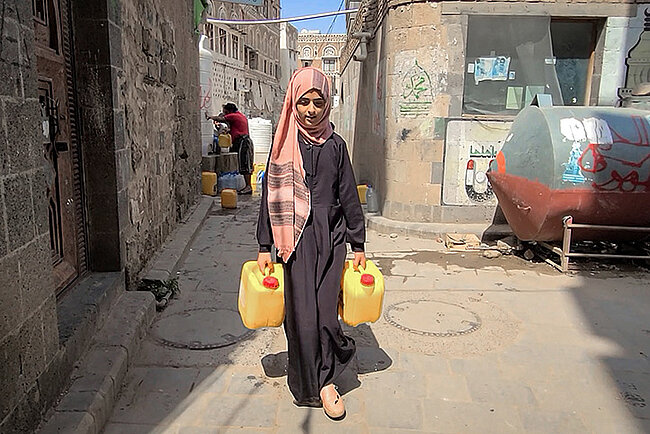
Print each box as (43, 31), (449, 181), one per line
(560, 118), (592, 184)
(592, 170), (650, 192)
(578, 143), (608, 173)
(560, 115), (650, 192)
(399, 60), (433, 116)
(610, 115), (650, 147)
(563, 142), (586, 184)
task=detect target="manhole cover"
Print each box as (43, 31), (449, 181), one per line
(384, 300), (481, 337)
(151, 308), (254, 350)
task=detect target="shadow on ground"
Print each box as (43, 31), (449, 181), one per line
(569, 275), (650, 432)
(105, 196), (395, 433)
(262, 323), (393, 397)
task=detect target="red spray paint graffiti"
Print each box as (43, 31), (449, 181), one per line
(577, 116), (650, 192)
(199, 81), (212, 110)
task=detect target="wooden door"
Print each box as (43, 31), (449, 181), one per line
(33, 0), (86, 293)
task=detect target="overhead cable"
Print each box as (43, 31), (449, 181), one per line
(206, 8), (359, 26)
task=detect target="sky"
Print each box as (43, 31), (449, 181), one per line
(280, 0), (347, 34)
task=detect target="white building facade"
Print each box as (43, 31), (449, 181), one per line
(202, 0), (283, 124)
(280, 22), (299, 91)
(297, 30), (347, 107)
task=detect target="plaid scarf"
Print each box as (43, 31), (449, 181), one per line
(267, 67), (333, 261)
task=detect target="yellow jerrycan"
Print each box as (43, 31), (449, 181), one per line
(238, 261), (285, 329)
(357, 184), (368, 204)
(339, 260), (385, 326)
(218, 133), (232, 148)
(201, 172), (217, 196)
(220, 188), (237, 209)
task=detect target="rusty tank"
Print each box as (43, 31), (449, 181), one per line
(487, 106), (650, 241)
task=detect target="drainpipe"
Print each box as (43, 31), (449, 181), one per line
(351, 32), (371, 62)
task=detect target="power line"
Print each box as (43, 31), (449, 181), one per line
(325, 0), (346, 34)
(206, 8), (358, 26)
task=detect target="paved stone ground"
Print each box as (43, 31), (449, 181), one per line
(104, 195), (650, 433)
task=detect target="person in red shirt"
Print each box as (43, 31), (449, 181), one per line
(207, 103), (254, 194)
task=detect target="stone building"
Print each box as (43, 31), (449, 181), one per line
(0, 0), (200, 431)
(202, 0), (282, 124)
(280, 22), (299, 91)
(333, 0), (646, 226)
(297, 30), (347, 105)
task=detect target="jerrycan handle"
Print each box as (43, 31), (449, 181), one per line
(352, 260), (375, 287)
(262, 265), (280, 290)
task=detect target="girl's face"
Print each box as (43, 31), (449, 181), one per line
(296, 89), (326, 127)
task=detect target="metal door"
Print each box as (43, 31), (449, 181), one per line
(33, 0), (86, 293)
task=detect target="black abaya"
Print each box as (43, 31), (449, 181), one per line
(256, 132), (366, 404)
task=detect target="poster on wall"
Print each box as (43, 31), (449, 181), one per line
(442, 120), (512, 206)
(474, 56), (511, 85)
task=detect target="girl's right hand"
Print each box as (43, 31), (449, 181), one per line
(257, 252), (273, 274)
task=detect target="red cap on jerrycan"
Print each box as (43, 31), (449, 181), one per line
(263, 276), (279, 289)
(360, 274), (374, 286)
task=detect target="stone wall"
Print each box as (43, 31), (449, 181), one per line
(0, 1), (60, 431)
(337, 0), (644, 224)
(120, 0), (201, 283)
(332, 24), (388, 191)
(381, 3), (449, 222)
(0, 0), (200, 430)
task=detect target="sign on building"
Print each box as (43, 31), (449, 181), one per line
(443, 120), (511, 206)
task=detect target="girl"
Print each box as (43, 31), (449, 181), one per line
(256, 67), (366, 420)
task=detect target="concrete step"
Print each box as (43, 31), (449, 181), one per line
(37, 291), (156, 434)
(365, 213), (512, 242)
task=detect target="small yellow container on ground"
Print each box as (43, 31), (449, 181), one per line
(238, 261), (285, 329)
(357, 184), (368, 204)
(218, 133), (232, 148)
(339, 260), (385, 326)
(201, 172), (217, 196)
(220, 188), (237, 209)
(251, 163), (266, 193)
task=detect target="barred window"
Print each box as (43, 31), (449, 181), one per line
(232, 35), (239, 60)
(219, 28), (227, 56)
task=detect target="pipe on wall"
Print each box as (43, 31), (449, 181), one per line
(351, 32), (371, 61)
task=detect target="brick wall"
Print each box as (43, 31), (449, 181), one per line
(0, 0), (61, 431)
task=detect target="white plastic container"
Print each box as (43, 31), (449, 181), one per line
(235, 173), (246, 191)
(218, 172), (234, 192)
(366, 185), (379, 213)
(249, 117), (273, 163)
(199, 35), (215, 157)
(218, 172), (246, 192)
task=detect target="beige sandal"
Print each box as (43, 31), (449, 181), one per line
(320, 384), (346, 420)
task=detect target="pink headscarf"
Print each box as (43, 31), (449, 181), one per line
(267, 67), (333, 261)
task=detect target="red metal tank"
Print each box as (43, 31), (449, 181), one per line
(487, 106), (650, 241)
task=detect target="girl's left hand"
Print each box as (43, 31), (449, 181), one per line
(353, 251), (366, 271)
